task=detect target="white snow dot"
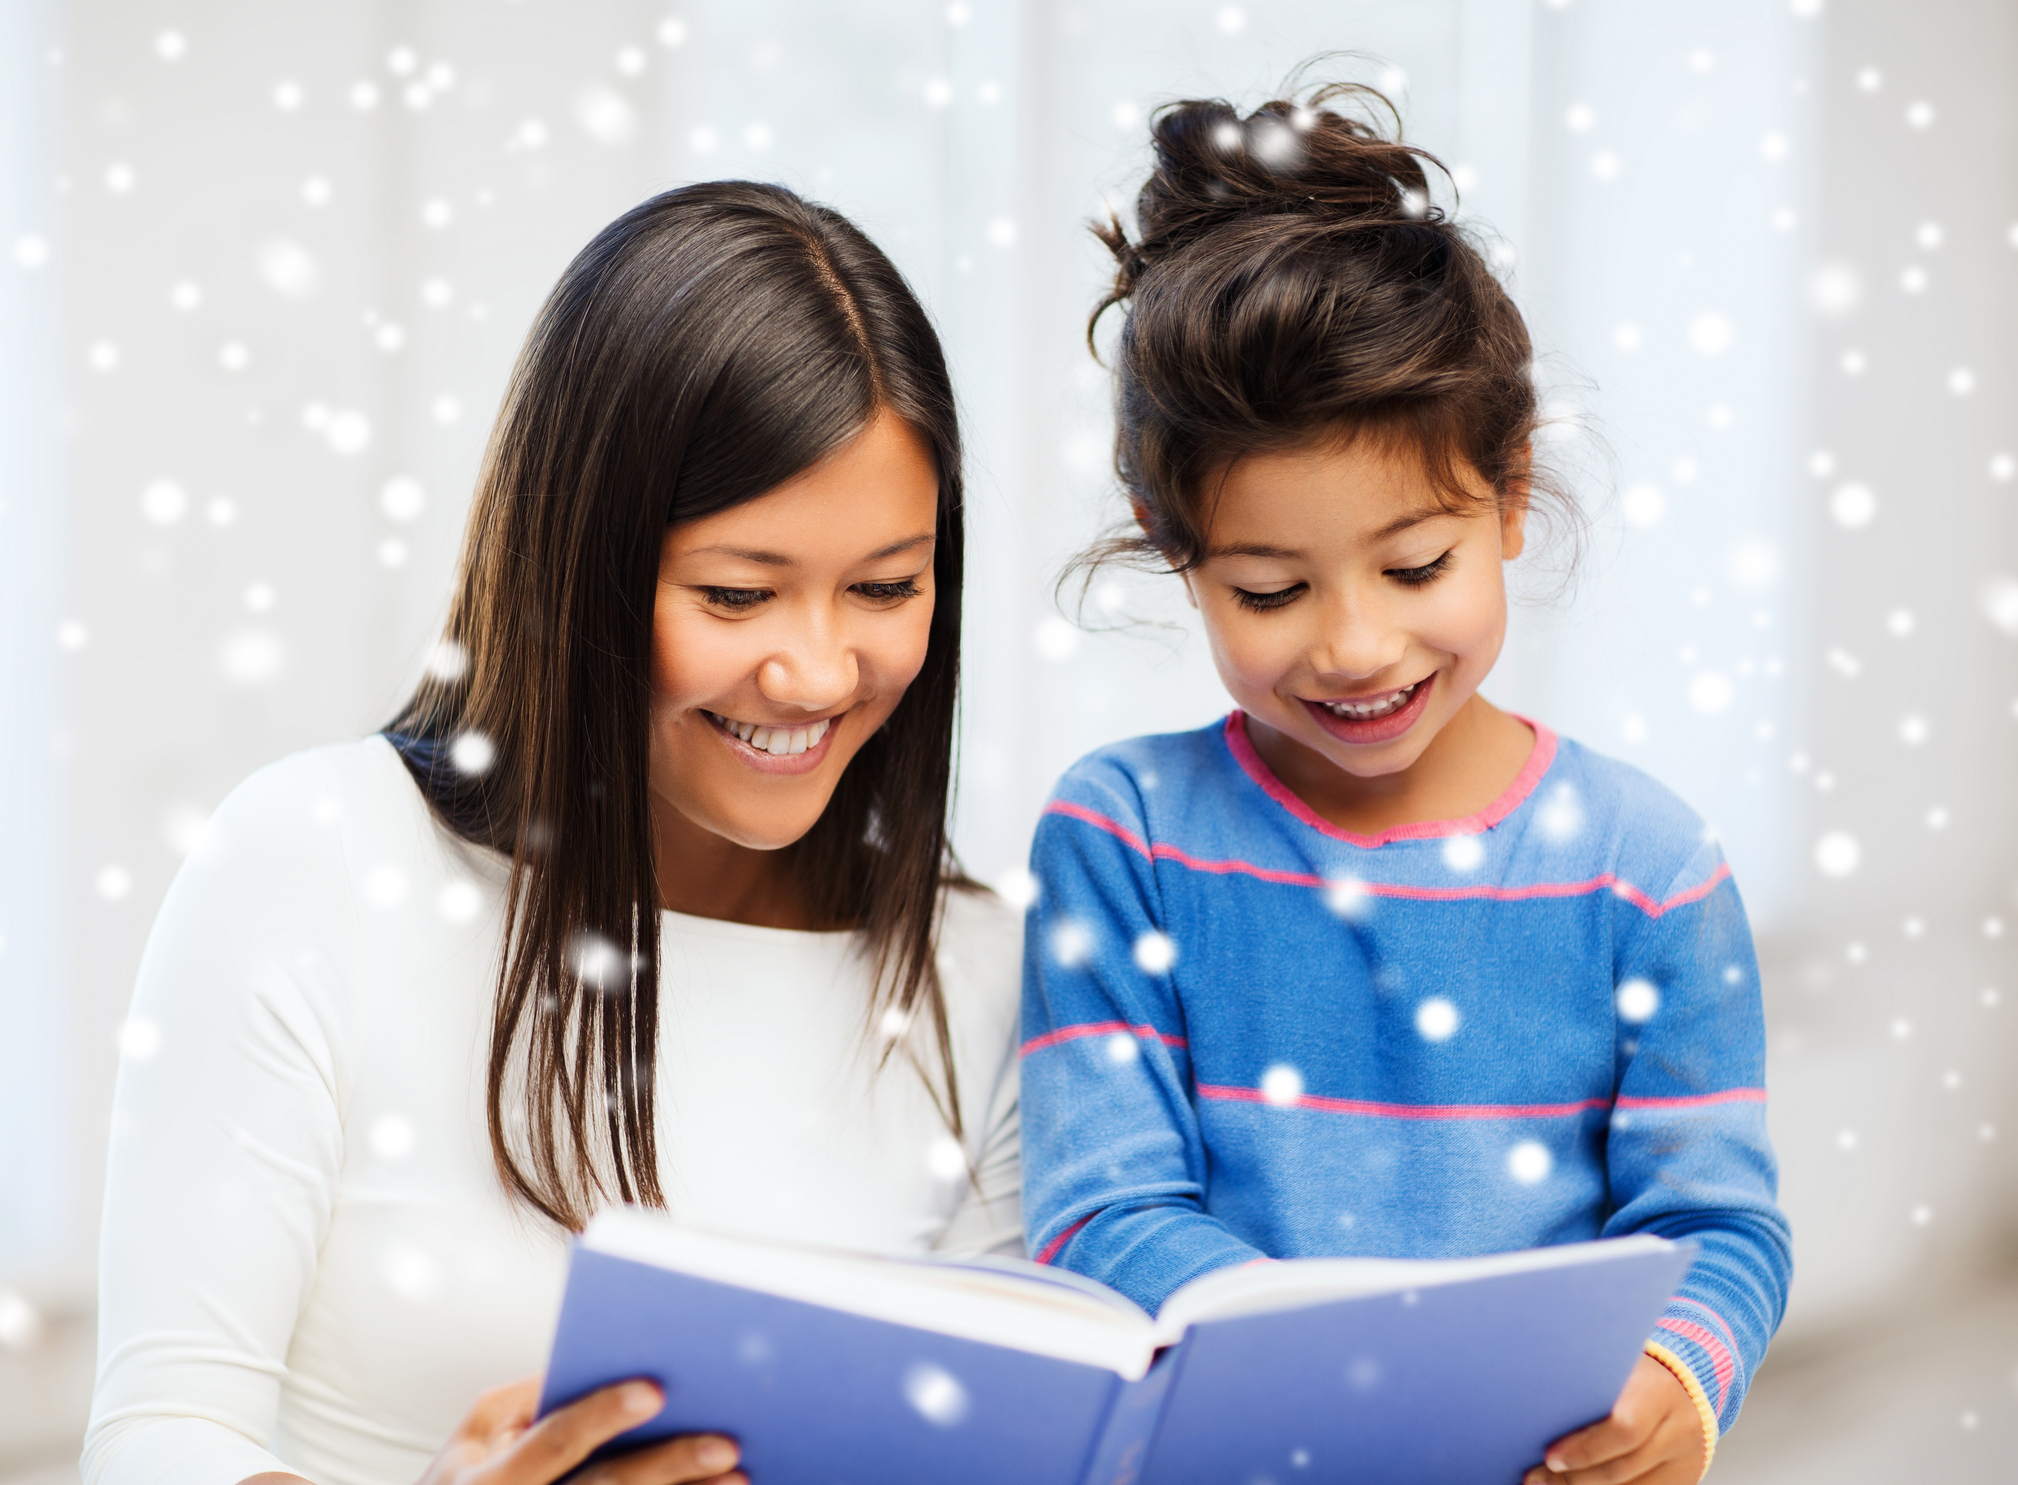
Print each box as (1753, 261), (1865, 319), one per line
(437, 879), (481, 925)
(369, 1114), (417, 1159)
(1789, 0), (1823, 17)
(1829, 482), (1877, 529)
(383, 1245), (439, 1299)
(140, 479), (188, 525)
(1508, 1141), (1553, 1184)
(1989, 453), (2015, 482)
(118, 1015), (160, 1060)
(1324, 877), (1372, 920)
(1620, 712), (1648, 744)
(96, 863), (132, 900)
(1688, 672), (1733, 715)
(0, 1291), (44, 1351)
(13, 234), (49, 269)
(1890, 1016), (1914, 1040)
(272, 79), (304, 111)
(570, 930), (624, 989)
(1261, 1064), (1305, 1106)
(1837, 1128), (1859, 1151)
(1620, 483), (1666, 528)
(1904, 100), (1934, 130)
(1758, 131), (1789, 162)
(1886, 608), (1915, 637)
(363, 864), (409, 908)
(1133, 931), (1176, 975)
(1898, 714), (1929, 746)
(380, 476), (425, 522)
(1613, 321), (1642, 352)
(430, 394), (462, 425)
(903, 1362), (969, 1426)
(992, 867), (1038, 910)
(420, 198), (453, 229)
(1616, 978), (1660, 1023)
(986, 216), (1017, 249)
(1855, 66), (1881, 92)
(1686, 311), (1734, 357)
(1808, 262), (1861, 317)
(1033, 615), (1079, 661)
(1980, 577), (2018, 637)
(1415, 997), (1460, 1042)
(1814, 831), (1860, 877)
(104, 162), (136, 194)
(1564, 102), (1596, 133)
(257, 238), (321, 298)
(1216, 7), (1247, 35)
(325, 409), (372, 455)
(1946, 366), (1975, 396)
(1538, 784), (1584, 841)
(922, 78), (953, 108)
(1441, 835), (1484, 873)
(1049, 921), (1091, 967)
(1909, 1203), (1932, 1226)
(427, 638), (469, 682)
(220, 629), (285, 685)
(449, 730), (496, 776)
(657, 17), (688, 47)
(925, 1136), (966, 1181)
(1105, 1033), (1140, 1065)
(615, 44), (647, 76)
(86, 340), (120, 372)
(1590, 150), (1621, 182)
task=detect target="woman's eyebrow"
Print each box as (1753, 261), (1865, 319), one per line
(683, 533), (935, 567)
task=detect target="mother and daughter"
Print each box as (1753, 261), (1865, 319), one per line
(86, 82), (1788, 1485)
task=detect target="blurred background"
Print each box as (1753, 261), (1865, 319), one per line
(1, 0), (2013, 1480)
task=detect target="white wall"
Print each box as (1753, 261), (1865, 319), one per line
(3, 2), (2013, 1359)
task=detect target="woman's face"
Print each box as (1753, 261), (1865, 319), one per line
(650, 410), (940, 852)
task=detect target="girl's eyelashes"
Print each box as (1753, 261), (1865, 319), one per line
(1386, 550), (1454, 586)
(1231, 582), (1307, 613)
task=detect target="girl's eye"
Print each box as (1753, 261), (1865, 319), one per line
(702, 587), (772, 611)
(1387, 551), (1454, 586)
(854, 578), (922, 602)
(1231, 583), (1306, 613)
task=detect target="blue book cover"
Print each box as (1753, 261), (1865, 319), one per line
(538, 1212), (1694, 1485)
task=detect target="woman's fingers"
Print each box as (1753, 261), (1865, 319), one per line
(577, 1433), (741, 1485)
(494, 1381), (665, 1485)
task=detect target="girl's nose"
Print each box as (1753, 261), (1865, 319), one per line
(1309, 597), (1408, 682)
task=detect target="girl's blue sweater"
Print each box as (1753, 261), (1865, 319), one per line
(1020, 712), (1791, 1437)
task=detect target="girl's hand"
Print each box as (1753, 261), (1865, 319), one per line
(417, 1377), (743, 1485)
(1523, 1354), (1708, 1485)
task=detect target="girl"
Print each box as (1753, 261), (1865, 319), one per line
(87, 183), (1023, 1485)
(1019, 86), (1790, 1485)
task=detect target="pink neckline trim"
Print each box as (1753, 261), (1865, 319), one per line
(1221, 709), (1558, 849)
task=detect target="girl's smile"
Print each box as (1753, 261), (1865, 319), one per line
(1301, 671), (1435, 745)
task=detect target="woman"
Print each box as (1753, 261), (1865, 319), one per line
(85, 183), (1022, 1485)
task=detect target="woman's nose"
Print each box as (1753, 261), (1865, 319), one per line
(756, 612), (859, 711)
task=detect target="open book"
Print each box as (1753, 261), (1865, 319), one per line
(540, 1208), (1694, 1485)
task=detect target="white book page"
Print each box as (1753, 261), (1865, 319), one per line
(1151, 1234), (1680, 1342)
(584, 1208), (1161, 1379)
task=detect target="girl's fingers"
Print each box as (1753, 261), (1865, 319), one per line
(580, 1433), (741, 1485)
(496, 1381), (665, 1485)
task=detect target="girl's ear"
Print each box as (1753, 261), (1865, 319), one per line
(1499, 441), (1533, 561)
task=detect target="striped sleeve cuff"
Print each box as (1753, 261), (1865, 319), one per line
(1644, 1341), (1717, 1481)
(1649, 1295), (1749, 1432)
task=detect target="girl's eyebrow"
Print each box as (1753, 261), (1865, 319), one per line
(1206, 506), (1452, 561)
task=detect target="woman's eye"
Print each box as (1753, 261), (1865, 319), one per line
(702, 587), (772, 611)
(1387, 552), (1454, 587)
(1231, 583), (1306, 613)
(854, 578), (922, 602)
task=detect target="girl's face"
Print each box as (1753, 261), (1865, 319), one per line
(1183, 435), (1526, 781)
(649, 410), (940, 852)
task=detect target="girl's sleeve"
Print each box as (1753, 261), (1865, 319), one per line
(1601, 838), (1793, 1447)
(1018, 775), (1263, 1313)
(83, 756), (356, 1485)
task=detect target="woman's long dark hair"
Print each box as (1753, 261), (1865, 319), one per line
(385, 182), (966, 1231)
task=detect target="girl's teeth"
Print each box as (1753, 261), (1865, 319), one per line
(1326, 684), (1416, 719)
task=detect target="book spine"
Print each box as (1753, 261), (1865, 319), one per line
(1074, 1345), (1186, 1485)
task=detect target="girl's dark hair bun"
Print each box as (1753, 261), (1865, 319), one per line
(1098, 81), (1450, 314)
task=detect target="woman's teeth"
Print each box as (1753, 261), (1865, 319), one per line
(1323, 683), (1417, 720)
(708, 713), (831, 757)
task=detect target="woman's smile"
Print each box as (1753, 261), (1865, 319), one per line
(700, 707), (843, 774)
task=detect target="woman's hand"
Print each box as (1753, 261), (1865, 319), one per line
(1523, 1354), (1708, 1485)
(417, 1377), (743, 1485)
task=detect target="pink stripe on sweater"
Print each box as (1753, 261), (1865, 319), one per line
(1655, 1315), (1736, 1414)
(1020, 1021), (1189, 1057)
(1034, 1213), (1094, 1266)
(1223, 709), (1558, 846)
(1615, 1088), (1766, 1111)
(1195, 1084), (1614, 1120)
(1041, 800), (1732, 919)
